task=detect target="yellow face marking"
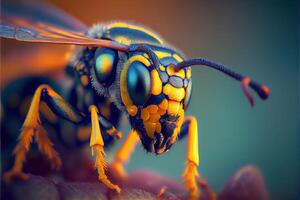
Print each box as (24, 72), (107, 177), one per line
(107, 22), (164, 44)
(141, 108), (150, 121)
(173, 54), (184, 62)
(151, 70), (162, 95)
(149, 113), (160, 123)
(159, 99), (169, 110)
(163, 84), (185, 102)
(167, 100), (180, 115)
(147, 105), (158, 114)
(120, 55), (150, 116)
(158, 107), (166, 115)
(141, 103), (164, 138)
(141, 99), (185, 139)
(166, 65), (185, 79)
(141, 105), (158, 138)
(144, 122), (156, 138)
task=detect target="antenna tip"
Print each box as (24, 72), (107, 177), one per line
(261, 85), (270, 98)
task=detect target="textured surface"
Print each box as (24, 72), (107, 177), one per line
(219, 166), (270, 200)
(2, 165), (269, 200)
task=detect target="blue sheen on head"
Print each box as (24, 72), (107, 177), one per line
(160, 56), (179, 67)
(127, 61), (151, 105)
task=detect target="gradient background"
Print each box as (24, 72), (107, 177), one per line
(1, 1), (299, 200)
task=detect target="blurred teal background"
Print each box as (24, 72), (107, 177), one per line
(1, 0), (299, 199)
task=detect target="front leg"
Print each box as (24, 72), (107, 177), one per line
(111, 129), (140, 178)
(182, 116), (216, 200)
(182, 116), (200, 199)
(89, 105), (120, 193)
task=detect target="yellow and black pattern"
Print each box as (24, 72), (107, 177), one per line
(67, 22), (193, 154)
(104, 22), (163, 46)
(119, 45), (192, 154)
(1, 12), (269, 199)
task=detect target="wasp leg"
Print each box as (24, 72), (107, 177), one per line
(111, 130), (140, 178)
(89, 105), (120, 193)
(181, 116), (200, 200)
(99, 115), (122, 139)
(75, 115), (122, 144)
(4, 84), (84, 183)
(180, 116), (216, 200)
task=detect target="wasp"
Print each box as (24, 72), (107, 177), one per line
(1, 1), (270, 199)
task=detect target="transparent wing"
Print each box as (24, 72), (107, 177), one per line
(2, 0), (87, 32)
(1, 1), (129, 51)
(0, 21), (129, 51)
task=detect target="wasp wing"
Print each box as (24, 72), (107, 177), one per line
(1, 1), (129, 51)
(2, 0), (87, 32)
(0, 21), (129, 51)
(0, 1), (83, 86)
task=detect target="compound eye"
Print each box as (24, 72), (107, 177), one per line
(94, 48), (117, 85)
(127, 61), (151, 105)
(183, 80), (192, 109)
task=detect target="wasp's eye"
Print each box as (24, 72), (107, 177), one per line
(127, 61), (151, 105)
(94, 48), (117, 85)
(184, 80), (192, 109)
